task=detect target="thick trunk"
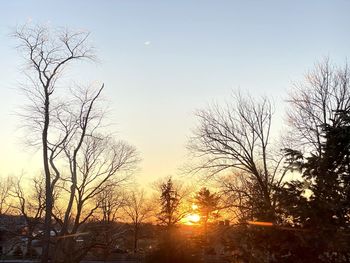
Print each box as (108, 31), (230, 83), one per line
(42, 96), (51, 263)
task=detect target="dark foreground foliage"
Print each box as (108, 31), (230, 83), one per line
(145, 229), (202, 263)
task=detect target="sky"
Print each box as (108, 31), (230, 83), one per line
(0, 0), (349, 184)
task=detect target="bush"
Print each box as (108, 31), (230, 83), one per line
(145, 232), (202, 263)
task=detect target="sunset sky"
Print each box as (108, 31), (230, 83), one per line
(0, 0), (349, 184)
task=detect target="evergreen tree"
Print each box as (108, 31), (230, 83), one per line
(278, 109), (350, 261)
(194, 187), (219, 240)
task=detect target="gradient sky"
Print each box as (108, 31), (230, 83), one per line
(0, 0), (349, 184)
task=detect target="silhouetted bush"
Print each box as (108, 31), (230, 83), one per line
(145, 230), (202, 263)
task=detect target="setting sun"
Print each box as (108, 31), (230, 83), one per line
(186, 214), (200, 223)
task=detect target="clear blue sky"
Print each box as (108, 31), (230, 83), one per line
(0, 0), (349, 183)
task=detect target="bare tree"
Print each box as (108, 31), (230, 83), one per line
(218, 172), (257, 221)
(97, 185), (125, 224)
(123, 189), (152, 253)
(13, 24), (94, 263)
(52, 133), (138, 263)
(10, 176), (46, 258)
(95, 185), (127, 260)
(189, 93), (287, 222)
(13, 24), (139, 263)
(287, 58), (350, 156)
(0, 176), (13, 217)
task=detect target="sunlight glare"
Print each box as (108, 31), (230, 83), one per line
(247, 221), (273, 227)
(187, 213), (200, 223)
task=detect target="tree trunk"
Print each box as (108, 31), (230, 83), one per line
(42, 94), (52, 263)
(133, 225), (138, 254)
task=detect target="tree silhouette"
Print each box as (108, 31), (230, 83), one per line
(13, 24), (94, 263)
(157, 178), (187, 228)
(13, 24), (138, 263)
(189, 93), (288, 222)
(123, 189), (152, 253)
(278, 109), (350, 261)
(194, 187), (219, 240)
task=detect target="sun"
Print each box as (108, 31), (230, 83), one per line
(181, 203), (201, 225)
(181, 213), (201, 225)
(186, 213), (200, 223)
